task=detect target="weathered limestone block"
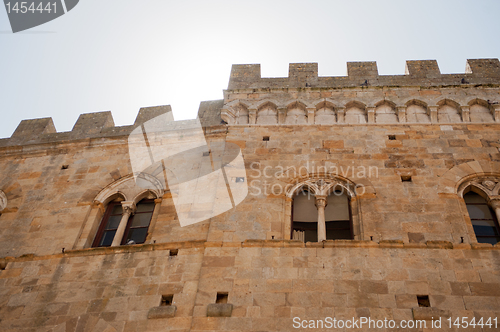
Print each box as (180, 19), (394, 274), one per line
(147, 305), (177, 319)
(206, 303), (233, 317)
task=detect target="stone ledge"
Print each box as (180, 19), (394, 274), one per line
(206, 303), (233, 317)
(426, 241), (453, 249)
(379, 240), (404, 248)
(2, 239), (500, 263)
(147, 305), (177, 319)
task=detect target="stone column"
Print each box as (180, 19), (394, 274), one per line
(428, 106), (438, 123)
(397, 106), (406, 123)
(248, 108), (257, 124)
(366, 107), (375, 123)
(460, 106), (470, 122)
(315, 195), (327, 242)
(278, 107), (287, 124)
(489, 199), (500, 224)
(111, 201), (136, 247)
(336, 107), (345, 123)
(307, 107), (315, 125)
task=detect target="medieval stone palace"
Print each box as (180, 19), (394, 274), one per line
(1, 59), (500, 331)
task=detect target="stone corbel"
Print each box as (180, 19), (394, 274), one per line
(460, 106), (470, 122)
(278, 107), (287, 124)
(428, 106), (438, 123)
(0, 190), (6, 212)
(220, 108), (236, 125)
(397, 106), (406, 123)
(307, 107), (315, 124)
(492, 105), (500, 123)
(366, 107), (375, 123)
(248, 108), (257, 124)
(336, 107), (345, 123)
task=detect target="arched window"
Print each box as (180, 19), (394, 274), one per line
(324, 190), (352, 240)
(92, 199), (156, 247)
(464, 191), (500, 244)
(291, 187), (353, 242)
(292, 188), (318, 242)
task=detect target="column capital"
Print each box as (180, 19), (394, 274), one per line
(489, 198), (500, 210)
(121, 201), (136, 214)
(315, 195), (327, 208)
(154, 198), (163, 204)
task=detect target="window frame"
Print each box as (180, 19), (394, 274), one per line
(92, 199), (155, 248)
(464, 191), (500, 244)
(290, 187), (354, 242)
(121, 199), (155, 245)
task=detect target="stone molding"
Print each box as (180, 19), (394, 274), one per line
(438, 161), (500, 195)
(2, 240), (500, 265)
(222, 96), (500, 126)
(94, 173), (164, 205)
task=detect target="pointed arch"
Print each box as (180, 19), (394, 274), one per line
(256, 101), (278, 124)
(467, 98), (494, 123)
(315, 100), (336, 124)
(374, 100), (397, 123)
(437, 99), (461, 123)
(285, 101), (307, 124)
(405, 99), (430, 123)
(344, 101), (367, 124)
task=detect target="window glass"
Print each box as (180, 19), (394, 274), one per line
(111, 204), (123, 215)
(105, 215), (122, 230)
(131, 212), (153, 228)
(464, 191), (500, 244)
(99, 230), (116, 247)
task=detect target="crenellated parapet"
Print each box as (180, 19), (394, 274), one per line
(227, 58), (500, 90)
(0, 101), (225, 148)
(222, 59), (500, 126)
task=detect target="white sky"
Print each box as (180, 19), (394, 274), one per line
(1, 0), (499, 138)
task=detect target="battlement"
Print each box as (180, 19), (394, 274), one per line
(228, 59), (500, 90)
(0, 100), (224, 148)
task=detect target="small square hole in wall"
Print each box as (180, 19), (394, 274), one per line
(203, 151), (210, 157)
(235, 177), (245, 183)
(61, 165), (69, 170)
(417, 295), (430, 307)
(161, 295), (174, 306)
(401, 175), (412, 182)
(216, 293), (228, 304)
(169, 249), (178, 257)
(263, 136), (270, 141)
(388, 135), (396, 140)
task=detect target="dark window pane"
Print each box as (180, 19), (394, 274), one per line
(326, 229), (352, 240)
(99, 230), (116, 247)
(476, 236), (500, 245)
(464, 192), (487, 204)
(105, 215), (122, 230)
(304, 229), (317, 243)
(326, 220), (350, 229)
(136, 202), (155, 213)
(111, 204), (123, 215)
(473, 224), (499, 236)
(131, 212), (153, 228)
(126, 228), (148, 244)
(467, 205), (494, 220)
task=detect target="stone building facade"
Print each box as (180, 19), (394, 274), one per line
(0, 59), (500, 331)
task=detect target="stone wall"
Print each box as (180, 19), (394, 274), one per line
(1, 59), (500, 331)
